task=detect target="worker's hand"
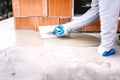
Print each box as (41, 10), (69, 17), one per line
(52, 25), (70, 37)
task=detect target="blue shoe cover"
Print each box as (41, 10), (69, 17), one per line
(52, 25), (64, 36)
(102, 49), (116, 56)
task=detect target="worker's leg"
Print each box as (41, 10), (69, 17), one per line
(97, 0), (120, 56)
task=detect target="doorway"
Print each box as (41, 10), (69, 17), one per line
(74, 0), (91, 15)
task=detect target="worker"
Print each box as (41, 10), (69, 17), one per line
(53, 0), (120, 56)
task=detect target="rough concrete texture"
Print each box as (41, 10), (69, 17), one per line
(0, 18), (120, 80)
(0, 44), (120, 80)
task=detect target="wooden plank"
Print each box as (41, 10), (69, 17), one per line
(20, 0), (47, 16)
(36, 17), (59, 31)
(81, 20), (120, 32)
(81, 20), (100, 32)
(12, 0), (21, 16)
(48, 0), (72, 16)
(118, 20), (120, 32)
(59, 17), (72, 24)
(37, 17), (59, 27)
(14, 17), (37, 31)
(37, 17), (72, 31)
(12, 0), (48, 17)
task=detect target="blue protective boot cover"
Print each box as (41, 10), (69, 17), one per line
(102, 49), (116, 56)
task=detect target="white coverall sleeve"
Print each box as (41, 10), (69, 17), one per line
(63, 0), (99, 31)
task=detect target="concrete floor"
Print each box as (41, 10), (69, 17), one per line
(0, 18), (120, 80)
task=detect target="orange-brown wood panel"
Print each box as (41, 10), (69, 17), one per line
(118, 20), (120, 32)
(37, 17), (59, 26)
(81, 20), (100, 32)
(14, 17), (37, 31)
(37, 17), (59, 31)
(12, 0), (48, 17)
(37, 17), (72, 26)
(12, 0), (21, 16)
(59, 17), (72, 24)
(48, 0), (72, 16)
(81, 20), (120, 32)
(37, 17), (72, 31)
(20, 0), (47, 16)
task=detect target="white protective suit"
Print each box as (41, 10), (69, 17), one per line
(63, 0), (120, 55)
